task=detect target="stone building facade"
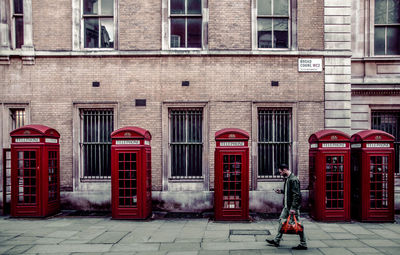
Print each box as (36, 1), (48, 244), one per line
(1, 0), (397, 213)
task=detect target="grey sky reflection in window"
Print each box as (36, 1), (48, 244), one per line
(374, 0), (400, 55)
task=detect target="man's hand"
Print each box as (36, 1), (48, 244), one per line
(274, 189), (282, 194)
(289, 209), (296, 214)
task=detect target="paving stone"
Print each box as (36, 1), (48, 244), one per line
(347, 247), (380, 253)
(198, 251), (229, 255)
(202, 237), (229, 242)
(0, 245), (14, 254)
(89, 231), (129, 244)
(202, 242), (270, 250)
(159, 242), (200, 251)
(45, 230), (79, 239)
(203, 231), (229, 238)
(369, 229), (400, 239)
(322, 239), (366, 248)
(230, 250), (261, 255)
(110, 243), (160, 252)
(359, 239), (400, 247)
(329, 233), (358, 239)
(307, 240), (329, 248)
(174, 238), (203, 243)
(376, 247), (400, 255)
(135, 252), (167, 255)
(318, 248), (354, 255)
(34, 237), (65, 244)
(229, 235), (256, 242)
(25, 244), (112, 253)
(166, 251), (198, 255)
(4, 236), (40, 245)
(292, 248), (324, 255)
(341, 225), (373, 235)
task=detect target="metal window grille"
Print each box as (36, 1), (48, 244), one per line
(170, 109), (203, 179)
(370, 156), (389, 209)
(10, 109), (25, 130)
(371, 111), (400, 175)
(80, 109), (113, 179)
(258, 108), (292, 178)
(325, 156), (344, 209)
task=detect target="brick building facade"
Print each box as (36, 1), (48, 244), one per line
(2, 0), (397, 213)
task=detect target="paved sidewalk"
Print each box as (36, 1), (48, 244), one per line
(0, 214), (400, 255)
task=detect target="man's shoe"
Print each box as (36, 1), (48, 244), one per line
(266, 239), (280, 247)
(292, 244), (308, 250)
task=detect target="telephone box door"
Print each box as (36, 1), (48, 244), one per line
(113, 149), (140, 217)
(215, 128), (249, 221)
(11, 148), (40, 216)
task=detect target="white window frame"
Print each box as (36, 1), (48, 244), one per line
(370, 0), (400, 56)
(161, 102), (209, 191)
(252, 0), (297, 51)
(72, 0), (118, 50)
(162, 0), (208, 50)
(73, 103), (118, 191)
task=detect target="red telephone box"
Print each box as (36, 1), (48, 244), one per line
(10, 125), (60, 217)
(111, 126), (152, 219)
(350, 130), (395, 222)
(214, 128), (249, 221)
(308, 129), (351, 221)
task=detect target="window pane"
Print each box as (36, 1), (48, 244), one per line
(388, 0), (400, 23)
(171, 0), (185, 14)
(274, 18), (288, 48)
(171, 18), (185, 48)
(187, 18), (202, 48)
(374, 26), (385, 55)
(101, 0), (114, 15)
(258, 0), (272, 15)
(258, 18), (272, 48)
(274, 0), (288, 15)
(387, 27), (400, 54)
(13, 0), (23, 14)
(100, 18), (114, 48)
(375, 0), (387, 24)
(15, 17), (24, 49)
(84, 0), (99, 14)
(188, 0), (202, 14)
(85, 19), (99, 48)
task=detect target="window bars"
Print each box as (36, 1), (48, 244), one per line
(258, 108), (292, 178)
(170, 109), (203, 179)
(80, 109), (114, 179)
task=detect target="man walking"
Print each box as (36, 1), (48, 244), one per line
(266, 164), (307, 250)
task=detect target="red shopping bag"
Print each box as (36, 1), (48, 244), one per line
(280, 213), (304, 234)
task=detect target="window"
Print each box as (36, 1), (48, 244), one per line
(257, 0), (290, 48)
(371, 110), (400, 175)
(170, 0), (202, 48)
(83, 0), (114, 48)
(10, 109), (25, 130)
(169, 109), (203, 178)
(80, 109), (113, 179)
(12, 0), (24, 48)
(258, 109), (292, 177)
(374, 0), (400, 55)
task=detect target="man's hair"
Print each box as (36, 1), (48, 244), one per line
(278, 163), (288, 170)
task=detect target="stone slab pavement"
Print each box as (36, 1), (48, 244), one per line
(0, 214), (400, 255)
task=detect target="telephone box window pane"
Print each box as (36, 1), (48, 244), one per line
(118, 152), (137, 207)
(101, 0), (114, 15)
(84, 0), (99, 14)
(388, 0), (400, 23)
(325, 156), (344, 209)
(274, 19), (288, 48)
(387, 27), (400, 55)
(17, 151), (36, 204)
(188, 0), (201, 14)
(375, 0), (387, 24)
(84, 18), (99, 48)
(258, 0), (272, 15)
(171, 18), (185, 48)
(222, 155), (242, 209)
(100, 18), (114, 48)
(187, 18), (202, 48)
(370, 156), (388, 209)
(274, 0), (288, 16)
(171, 0), (185, 14)
(48, 151), (58, 202)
